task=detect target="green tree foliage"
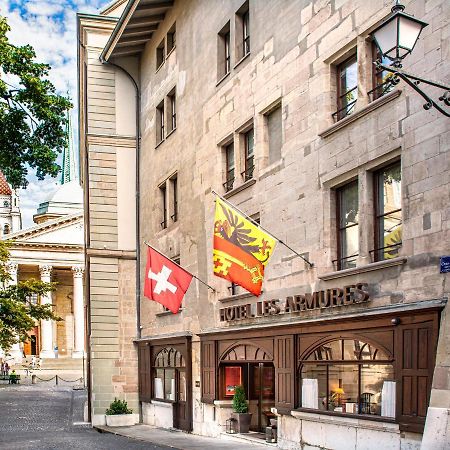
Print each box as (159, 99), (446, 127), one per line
(106, 398), (133, 415)
(0, 16), (72, 188)
(232, 385), (249, 414)
(0, 241), (60, 351)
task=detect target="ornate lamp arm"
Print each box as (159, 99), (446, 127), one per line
(375, 61), (450, 117)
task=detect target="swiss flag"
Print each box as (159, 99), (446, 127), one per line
(143, 246), (193, 314)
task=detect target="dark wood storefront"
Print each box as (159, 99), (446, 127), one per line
(200, 306), (441, 433)
(137, 335), (192, 432)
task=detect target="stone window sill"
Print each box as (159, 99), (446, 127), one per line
(223, 178), (256, 199)
(155, 138), (165, 150)
(156, 308), (183, 317)
(216, 72), (230, 87)
(319, 256), (407, 281)
(234, 52), (250, 69)
(290, 409), (397, 432)
(318, 90), (402, 139)
(151, 399), (174, 407)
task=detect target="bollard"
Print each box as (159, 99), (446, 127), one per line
(32, 374), (36, 384)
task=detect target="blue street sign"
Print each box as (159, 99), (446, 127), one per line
(440, 256), (450, 274)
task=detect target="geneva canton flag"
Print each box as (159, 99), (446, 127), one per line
(144, 246), (193, 314)
(213, 196), (277, 296)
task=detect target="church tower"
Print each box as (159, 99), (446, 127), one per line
(0, 171), (22, 238)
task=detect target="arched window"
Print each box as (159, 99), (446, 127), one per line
(299, 338), (395, 418)
(3, 224), (10, 235)
(153, 347), (185, 401)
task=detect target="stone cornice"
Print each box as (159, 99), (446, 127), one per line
(9, 242), (83, 252)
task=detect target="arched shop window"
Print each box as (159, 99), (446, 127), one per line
(153, 347), (185, 401)
(299, 338), (395, 418)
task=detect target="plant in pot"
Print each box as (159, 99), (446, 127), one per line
(231, 385), (252, 433)
(105, 398), (135, 427)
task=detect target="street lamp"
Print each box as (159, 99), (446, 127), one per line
(371, 1), (449, 116)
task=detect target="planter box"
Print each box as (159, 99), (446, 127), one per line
(231, 412), (252, 433)
(105, 414), (135, 427)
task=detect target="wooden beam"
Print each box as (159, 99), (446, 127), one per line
(112, 45), (145, 56)
(122, 25), (158, 37)
(117, 35), (152, 47)
(128, 14), (165, 27)
(137, 1), (174, 12)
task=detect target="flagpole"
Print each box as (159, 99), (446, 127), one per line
(211, 190), (314, 268)
(143, 241), (216, 292)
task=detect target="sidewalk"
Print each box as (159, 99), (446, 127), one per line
(96, 424), (274, 449)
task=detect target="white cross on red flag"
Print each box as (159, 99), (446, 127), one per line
(144, 246), (193, 314)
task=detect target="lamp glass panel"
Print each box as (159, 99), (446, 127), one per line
(373, 17), (398, 57)
(398, 16), (423, 51)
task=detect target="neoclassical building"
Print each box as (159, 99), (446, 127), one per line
(2, 141), (85, 363)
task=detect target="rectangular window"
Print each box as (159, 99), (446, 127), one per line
(369, 43), (395, 102)
(267, 105), (282, 164)
(374, 162), (402, 261)
(334, 54), (357, 122)
(243, 128), (254, 181)
(228, 282), (238, 296)
(156, 39), (165, 70)
(224, 142), (235, 192)
(167, 23), (176, 54)
(156, 100), (165, 144)
(167, 88), (176, 133)
(218, 22), (231, 80)
(336, 181), (359, 270)
(160, 183), (167, 229)
(235, 1), (250, 61)
(171, 175), (178, 222)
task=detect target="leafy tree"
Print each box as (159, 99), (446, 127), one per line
(0, 241), (60, 352)
(0, 16), (71, 188)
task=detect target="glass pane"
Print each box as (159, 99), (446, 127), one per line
(154, 369), (164, 399)
(224, 366), (242, 397)
(398, 17), (423, 51)
(246, 129), (254, 157)
(379, 164), (401, 215)
(307, 340), (342, 361)
(165, 368), (175, 401)
(301, 364), (327, 411)
(360, 365), (395, 416)
(179, 371), (186, 402)
(328, 364), (359, 412)
(226, 144), (234, 170)
(339, 56), (357, 113)
(341, 225), (359, 266)
(339, 182), (359, 227)
(373, 18), (398, 57)
(343, 340), (363, 360)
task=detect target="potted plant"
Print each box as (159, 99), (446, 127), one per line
(231, 386), (252, 433)
(105, 398), (135, 427)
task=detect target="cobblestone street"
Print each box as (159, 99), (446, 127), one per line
(0, 385), (168, 450)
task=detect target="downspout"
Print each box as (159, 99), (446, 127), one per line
(99, 57), (141, 341)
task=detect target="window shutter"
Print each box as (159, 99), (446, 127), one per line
(396, 316), (438, 433)
(201, 340), (216, 404)
(138, 342), (152, 402)
(274, 335), (295, 413)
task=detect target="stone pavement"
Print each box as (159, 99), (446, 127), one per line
(96, 424), (273, 449)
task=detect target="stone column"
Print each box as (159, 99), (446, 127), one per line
(71, 266), (85, 358)
(39, 265), (55, 359)
(6, 263), (23, 364)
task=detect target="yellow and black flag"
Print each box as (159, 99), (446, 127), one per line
(213, 196), (277, 296)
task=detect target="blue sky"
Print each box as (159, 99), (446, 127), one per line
(0, 0), (109, 227)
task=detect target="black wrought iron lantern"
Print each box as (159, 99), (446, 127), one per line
(265, 425), (277, 443)
(371, 1), (428, 66)
(226, 418), (237, 434)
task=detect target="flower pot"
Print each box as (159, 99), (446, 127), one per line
(105, 414), (135, 427)
(231, 412), (252, 433)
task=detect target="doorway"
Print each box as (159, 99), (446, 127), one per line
(173, 369), (189, 430)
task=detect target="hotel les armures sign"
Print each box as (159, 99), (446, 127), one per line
(219, 283), (370, 323)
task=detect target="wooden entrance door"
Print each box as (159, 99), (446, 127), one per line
(173, 369), (190, 431)
(250, 363), (275, 431)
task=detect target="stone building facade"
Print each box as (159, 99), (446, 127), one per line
(78, 0), (449, 448)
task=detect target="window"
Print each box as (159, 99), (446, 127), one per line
(300, 338), (395, 418)
(153, 347), (185, 401)
(336, 181), (359, 270)
(224, 142), (235, 192)
(163, 257), (180, 312)
(228, 282), (238, 296)
(374, 162), (402, 261)
(334, 54), (357, 121)
(3, 200), (9, 207)
(167, 23), (176, 54)
(218, 22), (231, 80)
(267, 105), (282, 164)
(242, 128), (254, 181)
(160, 183), (167, 229)
(170, 174), (178, 222)
(3, 224), (10, 235)
(156, 100), (165, 144)
(369, 44), (395, 102)
(156, 39), (165, 69)
(235, 1), (250, 61)
(167, 88), (176, 133)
